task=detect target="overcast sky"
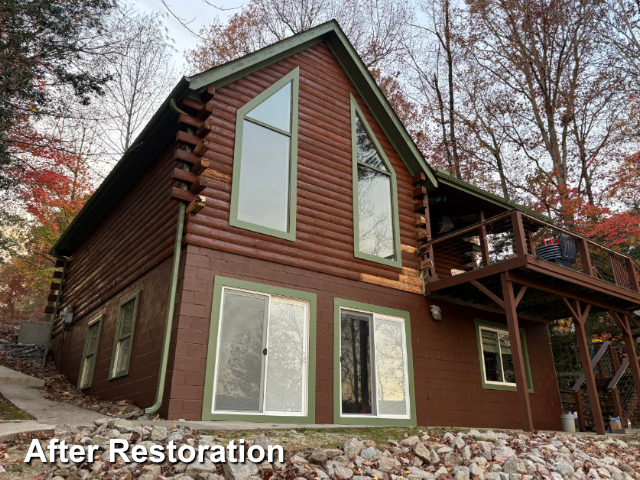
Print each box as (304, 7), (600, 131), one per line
(136, 0), (246, 72)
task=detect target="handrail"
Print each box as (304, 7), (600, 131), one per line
(608, 356), (630, 390)
(571, 341), (611, 392)
(427, 211), (513, 246)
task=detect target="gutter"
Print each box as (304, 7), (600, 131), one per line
(145, 104), (193, 415)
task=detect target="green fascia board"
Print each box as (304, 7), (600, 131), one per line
(77, 314), (103, 391)
(435, 170), (549, 223)
(202, 276), (317, 423)
(53, 20), (437, 258)
(474, 318), (534, 394)
(108, 290), (140, 381)
(351, 95), (402, 269)
(333, 298), (417, 427)
(229, 68), (299, 241)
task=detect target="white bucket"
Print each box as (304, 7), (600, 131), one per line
(561, 413), (576, 433)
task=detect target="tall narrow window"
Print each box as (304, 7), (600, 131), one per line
(350, 95), (401, 267)
(212, 286), (310, 416)
(230, 68), (299, 241)
(109, 292), (139, 380)
(78, 315), (103, 390)
(339, 306), (411, 419)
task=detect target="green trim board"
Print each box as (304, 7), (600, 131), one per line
(108, 291), (140, 381)
(77, 314), (103, 390)
(333, 298), (417, 426)
(202, 276), (317, 423)
(474, 318), (534, 393)
(229, 68), (299, 241)
(52, 20), (438, 258)
(351, 95), (403, 268)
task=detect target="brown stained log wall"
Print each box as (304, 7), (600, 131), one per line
(54, 143), (179, 331)
(185, 43), (421, 287)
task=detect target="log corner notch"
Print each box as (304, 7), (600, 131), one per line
(172, 86), (233, 217)
(45, 257), (68, 330)
(413, 172), (436, 284)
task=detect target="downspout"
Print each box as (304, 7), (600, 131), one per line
(146, 101), (193, 414)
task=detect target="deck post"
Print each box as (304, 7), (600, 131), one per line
(608, 342), (623, 419)
(615, 313), (640, 412)
(478, 211), (490, 266)
(578, 238), (594, 276)
(565, 298), (606, 434)
(500, 273), (534, 431)
(510, 211), (527, 257)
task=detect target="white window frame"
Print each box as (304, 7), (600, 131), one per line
(338, 306), (411, 420)
(478, 325), (517, 387)
(211, 286), (310, 417)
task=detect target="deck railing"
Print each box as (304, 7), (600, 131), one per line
(423, 210), (640, 292)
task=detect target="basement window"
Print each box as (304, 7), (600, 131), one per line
(229, 68), (299, 241)
(109, 291), (140, 380)
(475, 319), (534, 392)
(350, 95), (401, 268)
(77, 315), (103, 390)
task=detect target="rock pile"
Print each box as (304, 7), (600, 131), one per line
(43, 423), (640, 480)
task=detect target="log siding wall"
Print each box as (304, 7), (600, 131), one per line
(184, 42), (421, 290)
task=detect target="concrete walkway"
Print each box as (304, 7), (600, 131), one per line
(0, 366), (44, 387)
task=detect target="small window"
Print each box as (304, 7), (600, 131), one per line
(475, 319), (533, 392)
(339, 307), (411, 419)
(230, 68), (299, 240)
(109, 292), (139, 380)
(77, 315), (103, 390)
(351, 95), (401, 267)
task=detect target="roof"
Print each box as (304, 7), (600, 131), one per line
(433, 169), (549, 222)
(52, 20), (438, 257)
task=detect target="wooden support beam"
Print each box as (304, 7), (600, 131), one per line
(170, 187), (195, 203)
(471, 280), (505, 309)
(510, 211), (527, 256)
(478, 210), (490, 267)
(180, 97), (205, 113)
(172, 168), (198, 184)
(567, 298), (606, 435)
(514, 286), (528, 308)
(178, 113), (203, 130)
(608, 342), (624, 419)
(501, 273), (534, 431)
(612, 313), (640, 419)
(578, 238), (594, 276)
(413, 198), (428, 212)
(176, 130), (200, 147)
(413, 186), (427, 199)
(173, 148), (199, 165)
(412, 172), (426, 185)
(626, 259), (640, 292)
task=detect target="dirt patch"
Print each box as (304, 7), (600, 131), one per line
(0, 393), (32, 421)
(0, 432), (52, 480)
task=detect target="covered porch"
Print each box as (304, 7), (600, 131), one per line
(412, 172), (640, 434)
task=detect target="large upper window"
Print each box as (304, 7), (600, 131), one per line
(475, 319), (533, 392)
(350, 95), (401, 267)
(335, 299), (415, 425)
(203, 277), (317, 423)
(230, 68), (299, 241)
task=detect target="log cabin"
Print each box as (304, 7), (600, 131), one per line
(46, 21), (640, 433)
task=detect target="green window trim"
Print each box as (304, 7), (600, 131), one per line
(333, 298), (417, 426)
(474, 319), (534, 393)
(77, 314), (103, 390)
(350, 94), (402, 268)
(229, 67), (300, 241)
(202, 276), (317, 423)
(109, 291), (140, 381)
